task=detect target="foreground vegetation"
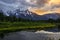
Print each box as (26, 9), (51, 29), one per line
(0, 21), (56, 31)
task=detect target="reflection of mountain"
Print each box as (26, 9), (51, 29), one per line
(0, 9), (60, 20)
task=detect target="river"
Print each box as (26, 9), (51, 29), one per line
(0, 28), (60, 40)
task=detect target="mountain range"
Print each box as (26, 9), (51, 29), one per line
(0, 9), (60, 20)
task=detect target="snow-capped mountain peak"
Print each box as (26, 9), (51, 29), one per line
(0, 8), (60, 20)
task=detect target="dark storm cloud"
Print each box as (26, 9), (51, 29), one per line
(35, 0), (49, 7)
(0, 0), (50, 9)
(0, 0), (60, 12)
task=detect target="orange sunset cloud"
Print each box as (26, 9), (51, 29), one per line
(28, 0), (60, 15)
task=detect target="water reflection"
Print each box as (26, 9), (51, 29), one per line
(0, 27), (60, 40)
(0, 30), (60, 40)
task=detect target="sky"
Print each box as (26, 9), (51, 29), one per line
(28, 0), (60, 15)
(0, 0), (60, 15)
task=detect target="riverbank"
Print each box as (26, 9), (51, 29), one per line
(0, 21), (56, 31)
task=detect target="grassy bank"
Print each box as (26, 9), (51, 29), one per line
(0, 21), (56, 31)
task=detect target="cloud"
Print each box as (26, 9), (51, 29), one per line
(41, 0), (60, 10)
(0, 0), (60, 15)
(0, 0), (51, 10)
(27, 0), (60, 11)
(0, 0), (50, 9)
(35, 0), (49, 6)
(25, 0), (50, 8)
(28, 0), (60, 15)
(0, 0), (28, 12)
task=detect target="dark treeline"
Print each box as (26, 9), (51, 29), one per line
(0, 12), (31, 22)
